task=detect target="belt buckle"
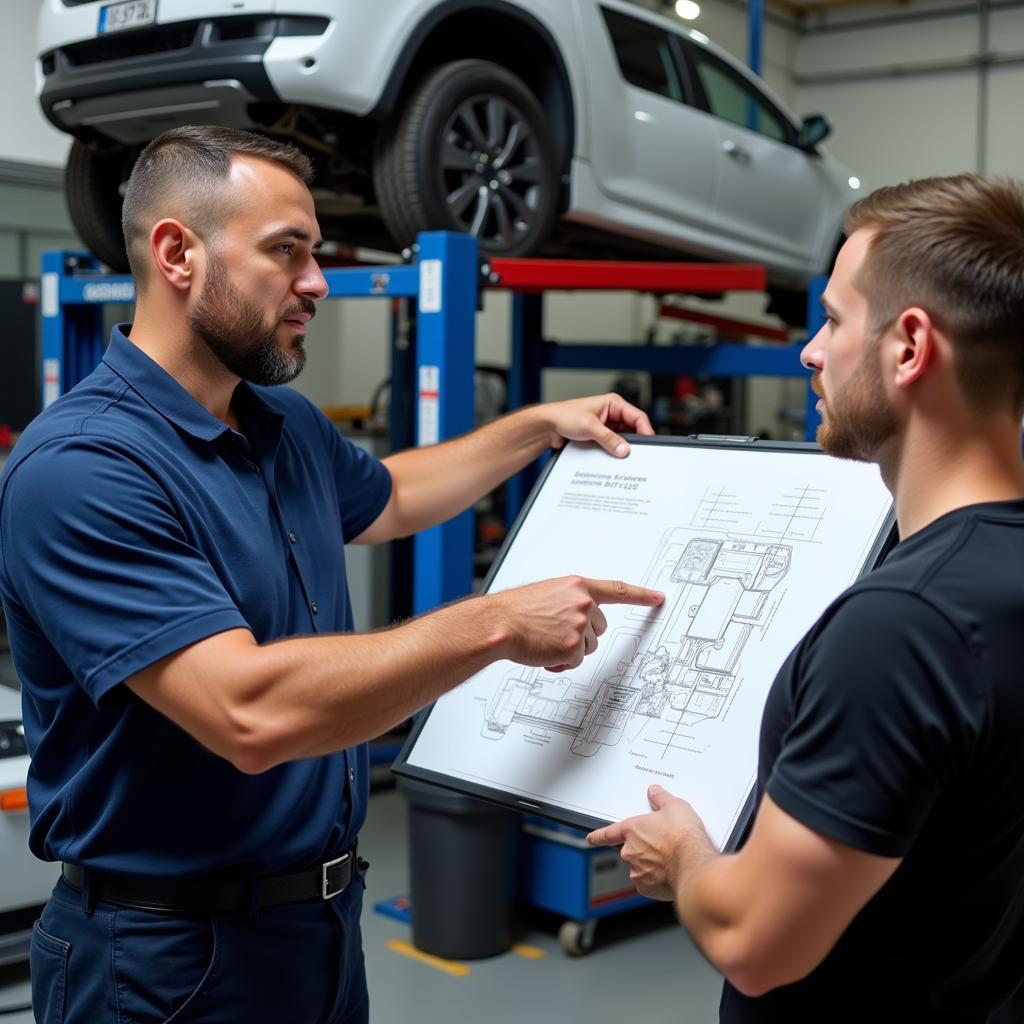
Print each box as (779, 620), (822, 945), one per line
(321, 852), (351, 900)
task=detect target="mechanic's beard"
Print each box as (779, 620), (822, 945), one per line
(188, 255), (310, 386)
(813, 347), (897, 463)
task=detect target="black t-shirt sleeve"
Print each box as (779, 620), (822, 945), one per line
(765, 588), (986, 858)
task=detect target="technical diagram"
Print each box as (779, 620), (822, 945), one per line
(399, 441), (895, 849)
(483, 530), (791, 757)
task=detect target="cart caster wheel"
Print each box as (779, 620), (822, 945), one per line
(558, 919), (597, 956)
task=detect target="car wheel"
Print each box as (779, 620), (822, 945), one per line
(65, 140), (136, 273)
(374, 59), (560, 258)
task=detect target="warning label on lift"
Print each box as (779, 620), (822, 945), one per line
(418, 364), (440, 446)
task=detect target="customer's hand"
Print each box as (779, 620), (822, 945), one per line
(587, 784), (715, 902)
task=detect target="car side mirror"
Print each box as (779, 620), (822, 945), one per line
(798, 114), (831, 151)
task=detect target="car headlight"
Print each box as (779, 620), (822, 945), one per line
(0, 721), (27, 759)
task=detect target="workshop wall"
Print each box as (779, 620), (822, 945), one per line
(0, 181), (79, 277)
(793, 0), (1024, 186)
(2, 4), (69, 168)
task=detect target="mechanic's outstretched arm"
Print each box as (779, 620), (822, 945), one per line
(587, 786), (901, 997)
(127, 576), (663, 774)
(354, 394), (654, 544)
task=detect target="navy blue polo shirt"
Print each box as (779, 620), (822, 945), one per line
(0, 326), (392, 876)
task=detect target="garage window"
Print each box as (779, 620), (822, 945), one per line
(689, 47), (790, 143)
(601, 8), (686, 103)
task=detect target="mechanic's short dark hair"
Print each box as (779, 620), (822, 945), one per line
(121, 125), (314, 287)
(845, 174), (1024, 416)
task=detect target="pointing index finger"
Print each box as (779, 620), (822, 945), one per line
(587, 579), (665, 607)
(587, 823), (625, 847)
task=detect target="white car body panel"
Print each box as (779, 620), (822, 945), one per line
(712, 117), (829, 273)
(576, 3), (719, 239)
(265, 0), (588, 123)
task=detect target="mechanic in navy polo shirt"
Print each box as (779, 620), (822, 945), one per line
(0, 125), (664, 1024)
(589, 175), (1024, 1022)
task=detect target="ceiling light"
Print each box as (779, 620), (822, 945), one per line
(848, 176), (861, 189)
(675, 0), (701, 20)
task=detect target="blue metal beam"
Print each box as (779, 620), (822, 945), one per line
(322, 264), (419, 298)
(542, 342), (807, 377)
(40, 252), (118, 407)
(748, 0), (764, 75)
(411, 232), (478, 612)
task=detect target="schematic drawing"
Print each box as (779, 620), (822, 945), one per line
(482, 529), (791, 757)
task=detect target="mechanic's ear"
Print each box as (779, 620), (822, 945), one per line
(149, 219), (198, 292)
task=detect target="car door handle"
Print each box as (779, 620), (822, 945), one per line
(722, 139), (751, 163)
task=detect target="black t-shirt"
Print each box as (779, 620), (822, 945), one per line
(721, 501), (1024, 1023)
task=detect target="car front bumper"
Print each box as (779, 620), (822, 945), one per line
(37, 15), (329, 144)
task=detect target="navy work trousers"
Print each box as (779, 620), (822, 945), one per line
(30, 874), (369, 1024)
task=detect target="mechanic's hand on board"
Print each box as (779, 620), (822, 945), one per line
(540, 393), (655, 458)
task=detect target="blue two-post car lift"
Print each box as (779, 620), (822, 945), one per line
(41, 232), (825, 955)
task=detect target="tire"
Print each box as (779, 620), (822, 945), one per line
(65, 140), (136, 272)
(374, 59), (560, 258)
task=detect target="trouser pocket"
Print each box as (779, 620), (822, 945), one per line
(30, 919), (71, 1024)
(112, 908), (219, 1024)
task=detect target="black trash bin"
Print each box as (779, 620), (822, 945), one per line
(399, 778), (519, 959)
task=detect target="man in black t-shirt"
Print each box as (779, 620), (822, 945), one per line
(588, 175), (1024, 1022)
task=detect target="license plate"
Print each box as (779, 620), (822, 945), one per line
(98, 0), (157, 34)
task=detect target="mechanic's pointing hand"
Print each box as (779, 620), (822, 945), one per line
(492, 575), (663, 672)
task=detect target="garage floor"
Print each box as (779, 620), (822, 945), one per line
(0, 784), (724, 1022)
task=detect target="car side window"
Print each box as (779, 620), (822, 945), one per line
(688, 46), (790, 143)
(601, 8), (686, 104)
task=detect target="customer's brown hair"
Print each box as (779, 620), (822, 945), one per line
(845, 174), (1024, 415)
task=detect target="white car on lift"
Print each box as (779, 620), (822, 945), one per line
(0, 662), (58, 964)
(36, 0), (859, 322)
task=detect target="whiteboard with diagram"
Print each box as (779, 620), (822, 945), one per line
(395, 437), (895, 849)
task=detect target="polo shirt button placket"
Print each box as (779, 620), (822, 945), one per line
(310, 601), (318, 615)
(288, 531), (297, 544)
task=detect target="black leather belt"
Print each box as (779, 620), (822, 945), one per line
(61, 848), (361, 914)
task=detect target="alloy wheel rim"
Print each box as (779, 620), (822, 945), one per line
(439, 93), (546, 250)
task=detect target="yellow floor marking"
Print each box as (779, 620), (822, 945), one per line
(512, 943), (546, 960)
(386, 939), (472, 977)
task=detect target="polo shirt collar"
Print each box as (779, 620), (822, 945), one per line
(103, 325), (283, 446)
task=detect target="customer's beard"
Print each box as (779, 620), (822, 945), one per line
(813, 347), (898, 462)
